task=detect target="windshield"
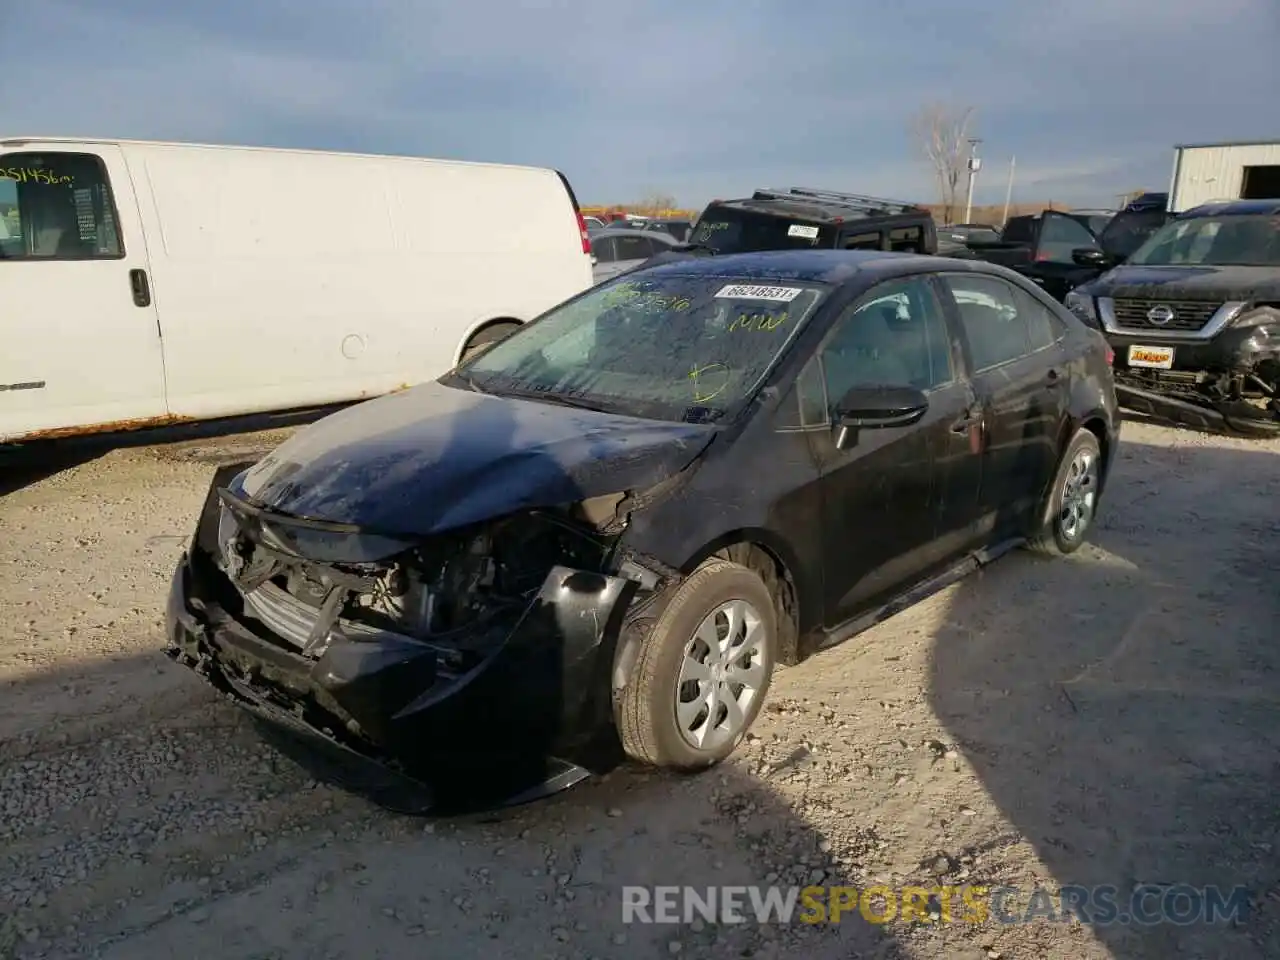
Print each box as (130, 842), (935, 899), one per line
(1127, 214), (1280, 267)
(1098, 210), (1170, 259)
(687, 208), (825, 253)
(455, 273), (830, 423)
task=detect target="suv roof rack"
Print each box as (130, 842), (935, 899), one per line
(750, 186), (924, 217)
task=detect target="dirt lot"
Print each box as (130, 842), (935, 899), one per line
(2, 416), (1278, 960)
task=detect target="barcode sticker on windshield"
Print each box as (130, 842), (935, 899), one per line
(787, 224), (819, 239)
(715, 284), (804, 303)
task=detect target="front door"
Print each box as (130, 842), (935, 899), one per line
(0, 144), (166, 440)
(937, 273), (1067, 541)
(811, 275), (980, 625)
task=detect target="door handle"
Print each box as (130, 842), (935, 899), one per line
(129, 268), (151, 308)
(1046, 367), (1061, 384)
(951, 407), (982, 434)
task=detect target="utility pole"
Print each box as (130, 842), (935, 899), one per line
(1002, 155), (1016, 225)
(963, 138), (982, 224)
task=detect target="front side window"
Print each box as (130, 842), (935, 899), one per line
(0, 152), (122, 259)
(457, 274), (831, 423)
(1126, 214), (1280, 267)
(942, 274), (1033, 371)
(1037, 214), (1099, 264)
(817, 277), (954, 412)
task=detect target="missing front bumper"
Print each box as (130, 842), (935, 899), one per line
(165, 551), (638, 807)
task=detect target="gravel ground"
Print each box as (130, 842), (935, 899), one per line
(1, 415), (1278, 960)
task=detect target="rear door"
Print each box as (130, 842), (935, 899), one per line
(0, 144), (166, 441)
(936, 272), (1066, 541)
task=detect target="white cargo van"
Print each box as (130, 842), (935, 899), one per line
(0, 137), (594, 443)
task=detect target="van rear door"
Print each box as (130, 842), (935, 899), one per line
(0, 143), (166, 441)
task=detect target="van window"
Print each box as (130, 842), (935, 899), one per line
(0, 152), (122, 259)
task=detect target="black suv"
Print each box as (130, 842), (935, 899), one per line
(679, 187), (938, 257)
(1064, 199), (1280, 436)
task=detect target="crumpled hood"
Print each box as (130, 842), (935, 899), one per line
(235, 381), (717, 536)
(1084, 264), (1280, 301)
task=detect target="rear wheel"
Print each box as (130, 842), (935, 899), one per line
(617, 560), (776, 771)
(1027, 428), (1102, 556)
(460, 321), (520, 363)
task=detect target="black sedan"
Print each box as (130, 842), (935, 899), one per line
(165, 250), (1120, 809)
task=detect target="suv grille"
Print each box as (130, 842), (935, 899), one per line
(1110, 298), (1221, 333)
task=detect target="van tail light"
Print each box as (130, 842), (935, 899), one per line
(1105, 345), (1115, 366)
(575, 211), (591, 254)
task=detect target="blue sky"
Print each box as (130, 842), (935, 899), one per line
(5, 0), (1278, 209)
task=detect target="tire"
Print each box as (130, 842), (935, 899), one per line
(617, 559), (776, 771)
(459, 321), (520, 363)
(1026, 427), (1102, 556)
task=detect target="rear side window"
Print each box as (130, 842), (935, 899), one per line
(1013, 287), (1066, 350)
(941, 274), (1036, 371)
(0, 152), (122, 259)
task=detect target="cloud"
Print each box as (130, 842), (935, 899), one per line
(4, 0), (1277, 207)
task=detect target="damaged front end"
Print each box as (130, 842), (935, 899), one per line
(1110, 305), (1280, 438)
(165, 464), (675, 809)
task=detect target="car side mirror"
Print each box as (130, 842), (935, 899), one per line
(832, 385), (929, 448)
(1071, 247), (1108, 268)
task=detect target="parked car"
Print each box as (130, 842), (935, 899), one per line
(1124, 192), (1169, 213)
(0, 137), (593, 445)
(959, 209), (1171, 301)
(165, 248), (1120, 809)
(680, 187), (937, 257)
(590, 227), (680, 283)
(642, 218), (693, 243)
(584, 216), (607, 232)
(1064, 198), (1280, 436)
(938, 223), (1002, 245)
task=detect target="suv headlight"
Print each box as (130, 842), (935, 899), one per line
(1064, 290), (1098, 326)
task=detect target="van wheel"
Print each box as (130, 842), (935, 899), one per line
(460, 322), (520, 363)
(617, 559), (776, 771)
(1027, 428), (1102, 556)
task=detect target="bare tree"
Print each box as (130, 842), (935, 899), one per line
(637, 191), (678, 215)
(910, 103), (976, 224)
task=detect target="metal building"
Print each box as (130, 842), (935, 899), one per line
(1168, 140), (1280, 212)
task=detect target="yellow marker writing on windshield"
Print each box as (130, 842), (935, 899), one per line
(729, 311), (788, 332)
(688, 362), (728, 403)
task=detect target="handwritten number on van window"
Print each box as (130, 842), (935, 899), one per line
(0, 168), (75, 185)
(728, 311), (788, 332)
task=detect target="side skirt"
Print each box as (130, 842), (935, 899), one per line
(813, 536), (1026, 653)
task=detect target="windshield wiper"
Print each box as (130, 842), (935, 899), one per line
(498, 388), (619, 414)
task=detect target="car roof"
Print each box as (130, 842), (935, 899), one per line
(705, 197), (925, 225)
(1181, 199), (1280, 217)
(633, 248), (980, 285)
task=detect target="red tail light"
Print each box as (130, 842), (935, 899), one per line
(1105, 345), (1115, 366)
(575, 211), (591, 255)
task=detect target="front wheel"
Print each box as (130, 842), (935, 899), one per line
(1027, 427), (1102, 556)
(616, 559), (776, 771)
